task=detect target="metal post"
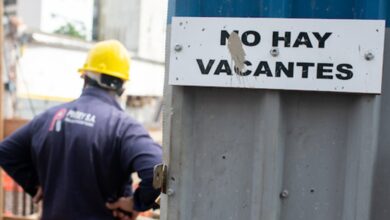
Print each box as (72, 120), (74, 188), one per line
(163, 1), (386, 220)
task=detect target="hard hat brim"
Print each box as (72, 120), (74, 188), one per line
(78, 67), (129, 81)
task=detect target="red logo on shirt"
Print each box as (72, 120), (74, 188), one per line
(49, 108), (68, 131)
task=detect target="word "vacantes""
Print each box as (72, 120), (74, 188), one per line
(194, 30), (353, 80)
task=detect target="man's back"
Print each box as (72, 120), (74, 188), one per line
(0, 87), (162, 219)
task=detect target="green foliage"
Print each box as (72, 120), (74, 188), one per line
(54, 22), (86, 40)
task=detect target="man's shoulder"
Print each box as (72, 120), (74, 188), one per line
(38, 102), (73, 116)
(31, 101), (75, 124)
(119, 115), (149, 136)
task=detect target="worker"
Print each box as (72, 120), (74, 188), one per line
(0, 40), (162, 220)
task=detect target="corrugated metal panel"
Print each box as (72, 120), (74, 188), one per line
(371, 29), (390, 220)
(168, 0), (388, 24)
(163, 0), (389, 220)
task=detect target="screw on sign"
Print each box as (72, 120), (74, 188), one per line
(175, 44), (183, 52)
(365, 52), (375, 61)
(280, 190), (289, 199)
(270, 48), (279, 57)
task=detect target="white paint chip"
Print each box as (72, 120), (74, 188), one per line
(228, 32), (246, 74)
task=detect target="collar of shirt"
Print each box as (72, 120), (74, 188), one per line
(80, 87), (123, 111)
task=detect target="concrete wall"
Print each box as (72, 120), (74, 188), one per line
(17, 0), (43, 30)
(99, 0), (141, 52)
(137, 0), (168, 62)
(98, 0), (168, 62)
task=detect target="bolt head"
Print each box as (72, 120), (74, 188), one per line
(270, 48), (279, 57)
(280, 190), (289, 199)
(167, 188), (175, 196)
(365, 52), (374, 61)
(174, 44), (183, 52)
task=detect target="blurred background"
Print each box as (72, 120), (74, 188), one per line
(2, 0), (167, 219)
(3, 0), (166, 129)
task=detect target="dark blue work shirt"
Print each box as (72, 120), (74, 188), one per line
(0, 87), (163, 220)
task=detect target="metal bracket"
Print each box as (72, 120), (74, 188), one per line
(153, 163), (168, 194)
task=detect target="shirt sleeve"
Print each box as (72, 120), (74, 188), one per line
(120, 121), (163, 211)
(0, 122), (39, 196)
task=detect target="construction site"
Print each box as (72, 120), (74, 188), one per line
(0, 0), (389, 220)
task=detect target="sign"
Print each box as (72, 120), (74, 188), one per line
(169, 17), (385, 94)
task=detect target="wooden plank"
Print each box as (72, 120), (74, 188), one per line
(3, 119), (29, 138)
(4, 216), (30, 220)
(0, 1), (5, 219)
(4, 215), (38, 220)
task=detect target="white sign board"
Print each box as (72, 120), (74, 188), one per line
(169, 17), (385, 94)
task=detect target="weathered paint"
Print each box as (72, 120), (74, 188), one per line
(227, 32), (246, 73)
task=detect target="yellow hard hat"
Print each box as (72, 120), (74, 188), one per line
(78, 40), (130, 81)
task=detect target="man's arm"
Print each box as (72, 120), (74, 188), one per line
(119, 122), (163, 211)
(0, 122), (39, 196)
